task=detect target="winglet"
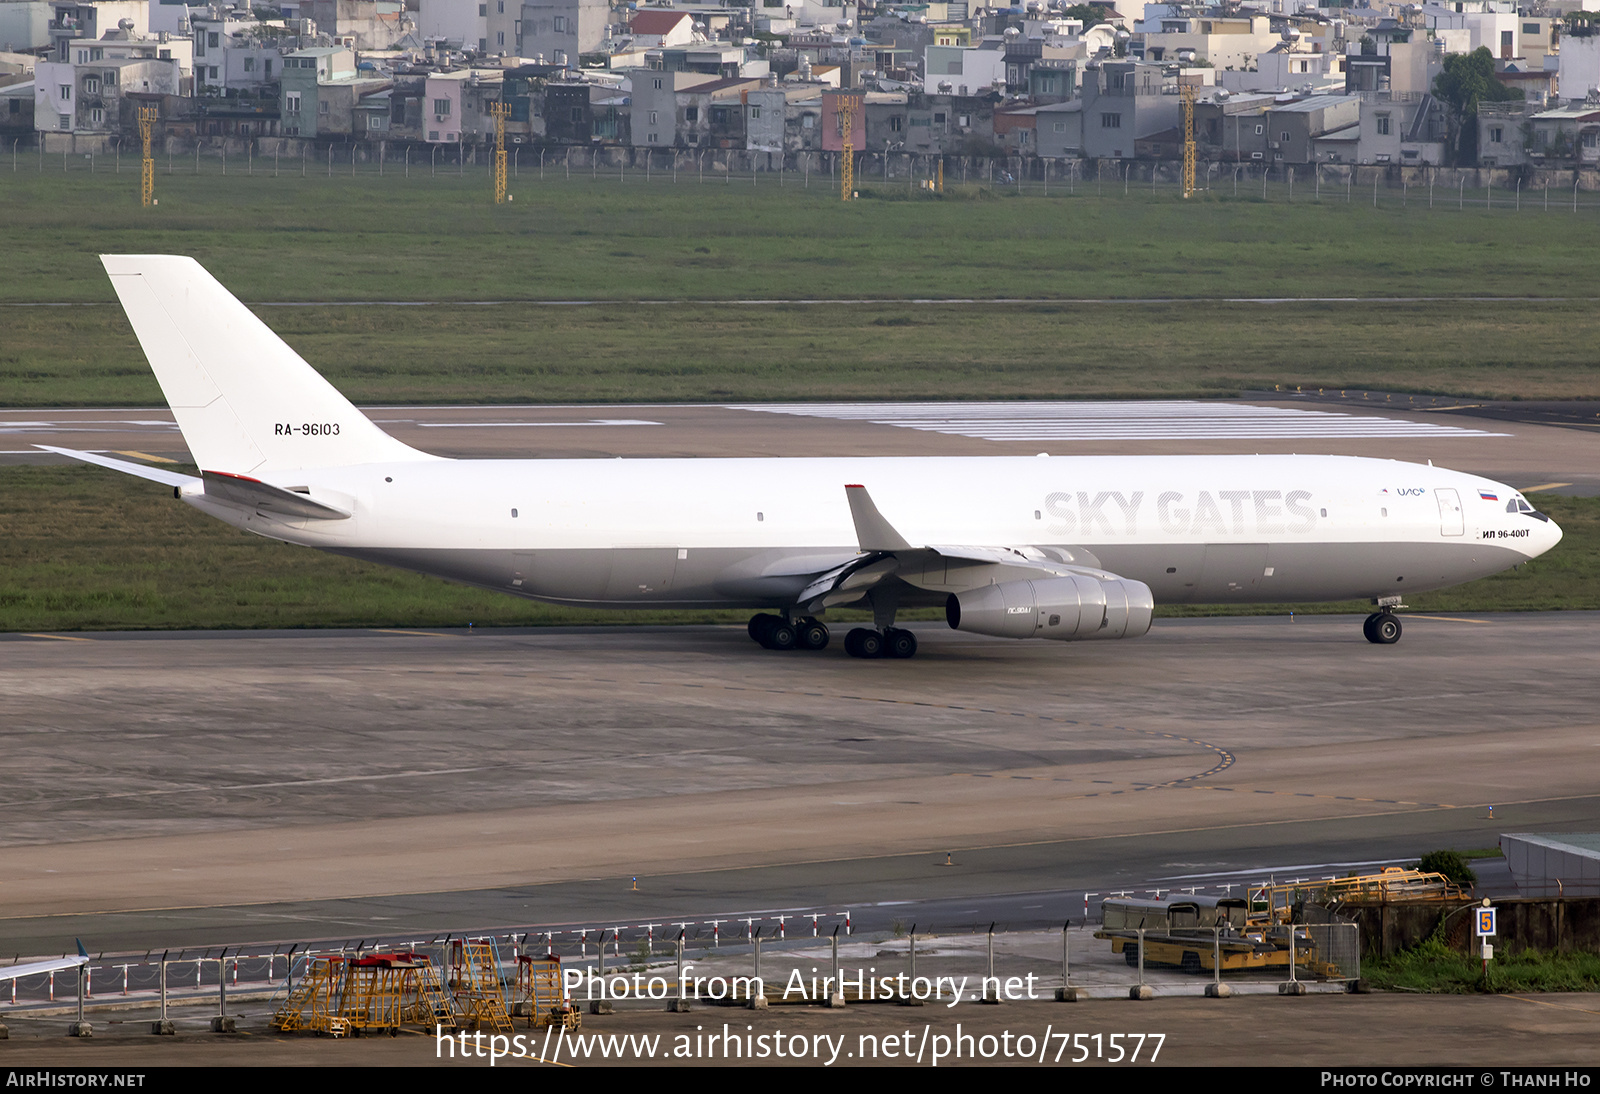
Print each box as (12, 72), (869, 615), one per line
(844, 484), (914, 552)
(76, 939), (88, 959)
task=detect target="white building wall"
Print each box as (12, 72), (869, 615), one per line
(419, 0), (484, 47)
(0, 0), (52, 50)
(1560, 36), (1600, 101)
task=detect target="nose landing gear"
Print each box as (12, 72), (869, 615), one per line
(1363, 611), (1402, 645)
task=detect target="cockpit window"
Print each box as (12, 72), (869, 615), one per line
(1511, 496), (1550, 522)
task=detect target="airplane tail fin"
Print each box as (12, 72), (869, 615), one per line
(101, 255), (436, 475)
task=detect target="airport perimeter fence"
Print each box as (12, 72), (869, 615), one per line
(11, 133), (1600, 215)
(0, 907), (1362, 1029)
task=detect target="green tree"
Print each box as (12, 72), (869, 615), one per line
(1061, 4), (1110, 26)
(1434, 47), (1522, 165)
(1416, 850), (1478, 888)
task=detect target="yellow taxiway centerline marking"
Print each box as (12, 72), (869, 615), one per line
(1503, 995), (1600, 1017)
(1520, 482), (1572, 493)
(374, 629), (462, 638)
(112, 450), (179, 464)
(21, 632), (95, 641)
(1406, 615), (1491, 624)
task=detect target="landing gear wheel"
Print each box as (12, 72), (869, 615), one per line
(884, 627), (918, 659)
(1364, 611), (1401, 645)
(748, 613), (776, 643)
(797, 619), (830, 651)
(748, 614), (797, 650)
(844, 627), (885, 659)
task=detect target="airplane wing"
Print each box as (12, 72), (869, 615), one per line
(794, 485), (1126, 615)
(0, 941), (90, 984)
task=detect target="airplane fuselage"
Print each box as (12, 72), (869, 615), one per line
(183, 453), (1559, 611)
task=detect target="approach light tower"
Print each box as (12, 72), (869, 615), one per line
(490, 102), (510, 204)
(138, 105), (157, 207)
(839, 94), (857, 201)
(1180, 84), (1197, 199)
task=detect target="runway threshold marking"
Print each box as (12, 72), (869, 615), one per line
(1520, 482), (1573, 493)
(20, 632), (94, 642)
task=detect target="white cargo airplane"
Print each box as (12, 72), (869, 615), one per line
(41, 256), (1563, 659)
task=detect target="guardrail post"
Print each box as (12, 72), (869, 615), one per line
(152, 957), (175, 1034)
(823, 927), (845, 1007)
(668, 932), (690, 1012)
(748, 928), (768, 1010)
(1280, 925), (1306, 995)
(982, 922), (1000, 1003)
(1129, 927), (1152, 1000)
(211, 954), (236, 1032)
(68, 964), (91, 1037)
(1056, 921), (1084, 1001)
(1206, 927), (1231, 998)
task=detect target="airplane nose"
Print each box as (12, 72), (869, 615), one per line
(1544, 515), (1564, 554)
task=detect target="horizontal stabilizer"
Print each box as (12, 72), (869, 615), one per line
(36, 445), (200, 490)
(202, 470), (351, 520)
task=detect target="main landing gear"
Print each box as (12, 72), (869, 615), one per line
(746, 615), (919, 658)
(748, 613), (830, 651)
(843, 626), (917, 660)
(1362, 611), (1402, 645)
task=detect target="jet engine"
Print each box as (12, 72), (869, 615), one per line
(945, 575), (1154, 641)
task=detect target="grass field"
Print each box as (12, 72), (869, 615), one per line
(9, 298), (1600, 406)
(1363, 936), (1600, 994)
(4, 169), (1600, 404)
(4, 167), (1597, 631)
(2, 465), (1594, 633)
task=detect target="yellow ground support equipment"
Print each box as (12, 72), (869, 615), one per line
(451, 940), (515, 1033)
(517, 953), (581, 1030)
(401, 959), (456, 1030)
(1096, 895), (1341, 976)
(271, 956), (341, 1033)
(1309, 867), (1469, 906)
(272, 952), (456, 1035)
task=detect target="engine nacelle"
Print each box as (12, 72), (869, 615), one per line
(945, 575), (1154, 641)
